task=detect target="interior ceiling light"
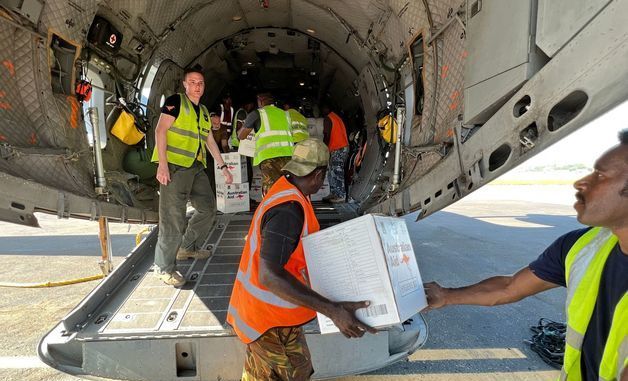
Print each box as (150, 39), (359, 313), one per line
(310, 71), (316, 76)
(299, 81), (305, 86)
(232, 15), (243, 21)
(306, 28), (316, 34)
(247, 61), (253, 65)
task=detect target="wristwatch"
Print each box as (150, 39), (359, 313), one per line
(218, 164), (228, 170)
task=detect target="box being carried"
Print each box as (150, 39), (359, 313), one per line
(302, 214), (427, 334)
(237, 133), (256, 157)
(216, 183), (249, 213)
(216, 153), (248, 185)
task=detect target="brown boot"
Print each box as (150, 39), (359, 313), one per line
(155, 269), (186, 287)
(176, 247), (212, 261)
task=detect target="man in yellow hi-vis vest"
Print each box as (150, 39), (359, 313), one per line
(424, 130), (627, 381)
(152, 68), (233, 287)
(238, 92), (294, 195)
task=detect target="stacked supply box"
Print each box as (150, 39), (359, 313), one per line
(250, 165), (263, 203)
(302, 214), (427, 334)
(306, 118), (324, 139)
(216, 153), (249, 213)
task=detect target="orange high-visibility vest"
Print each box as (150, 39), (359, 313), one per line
(227, 176), (320, 343)
(327, 111), (348, 151)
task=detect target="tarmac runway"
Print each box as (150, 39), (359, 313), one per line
(0, 185), (581, 380)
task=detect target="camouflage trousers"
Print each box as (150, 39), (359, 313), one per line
(241, 326), (313, 381)
(259, 156), (291, 196)
(328, 147), (349, 198)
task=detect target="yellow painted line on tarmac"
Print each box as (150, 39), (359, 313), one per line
(0, 356), (47, 369)
(337, 370), (558, 380)
(407, 347), (528, 361)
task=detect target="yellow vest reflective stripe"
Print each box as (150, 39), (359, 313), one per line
(151, 94), (210, 168)
(559, 227), (626, 381)
(230, 108), (246, 148)
(286, 109), (309, 143)
(253, 105), (294, 166)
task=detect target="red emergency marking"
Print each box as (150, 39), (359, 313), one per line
(450, 90), (460, 100)
(441, 65), (449, 79)
(0, 135), (7, 141)
(0, 102), (11, 110)
(29, 132), (37, 145)
(67, 96), (79, 129)
(2, 60), (15, 76)
(109, 34), (117, 45)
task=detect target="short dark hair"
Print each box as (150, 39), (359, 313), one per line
(619, 129), (628, 145)
(257, 92), (274, 104)
(184, 67), (203, 78)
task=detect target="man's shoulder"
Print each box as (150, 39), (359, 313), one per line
(165, 93), (181, 103)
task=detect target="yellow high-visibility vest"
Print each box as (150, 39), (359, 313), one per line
(151, 94), (210, 168)
(253, 105), (294, 166)
(560, 227), (627, 381)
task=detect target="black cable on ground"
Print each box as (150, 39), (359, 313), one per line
(524, 318), (566, 369)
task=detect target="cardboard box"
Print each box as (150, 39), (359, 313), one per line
(237, 133), (256, 157)
(302, 214), (427, 334)
(309, 178), (330, 201)
(216, 182), (249, 213)
(216, 153), (248, 185)
(307, 118), (324, 139)
(250, 178), (263, 202)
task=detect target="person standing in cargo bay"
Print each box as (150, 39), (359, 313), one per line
(321, 105), (349, 203)
(227, 138), (376, 381)
(239, 92), (294, 195)
(152, 68), (233, 287)
(425, 130), (628, 381)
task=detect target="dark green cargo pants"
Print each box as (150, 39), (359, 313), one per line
(154, 161), (216, 273)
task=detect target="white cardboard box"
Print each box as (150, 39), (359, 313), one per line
(216, 182), (250, 213)
(302, 214), (427, 334)
(237, 133), (256, 157)
(216, 153), (248, 185)
(250, 178), (263, 202)
(307, 118), (324, 139)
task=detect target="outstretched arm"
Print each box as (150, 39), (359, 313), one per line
(425, 266), (559, 309)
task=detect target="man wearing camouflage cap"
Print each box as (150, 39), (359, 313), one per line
(227, 138), (376, 380)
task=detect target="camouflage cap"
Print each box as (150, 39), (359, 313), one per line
(282, 138), (329, 177)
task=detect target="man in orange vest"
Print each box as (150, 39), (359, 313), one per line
(321, 105), (349, 203)
(227, 138), (376, 380)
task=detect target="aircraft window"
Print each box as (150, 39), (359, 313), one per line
(435, 190), (442, 198)
(139, 65), (159, 114)
(82, 84), (107, 149)
(411, 36), (425, 116)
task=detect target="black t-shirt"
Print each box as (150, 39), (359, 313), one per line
(259, 201), (305, 266)
(161, 94), (200, 120)
(529, 228), (628, 381)
(161, 94), (203, 159)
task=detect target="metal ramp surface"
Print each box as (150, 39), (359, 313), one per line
(39, 203), (428, 381)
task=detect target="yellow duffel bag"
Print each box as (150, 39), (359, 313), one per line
(377, 114), (398, 144)
(111, 110), (145, 145)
